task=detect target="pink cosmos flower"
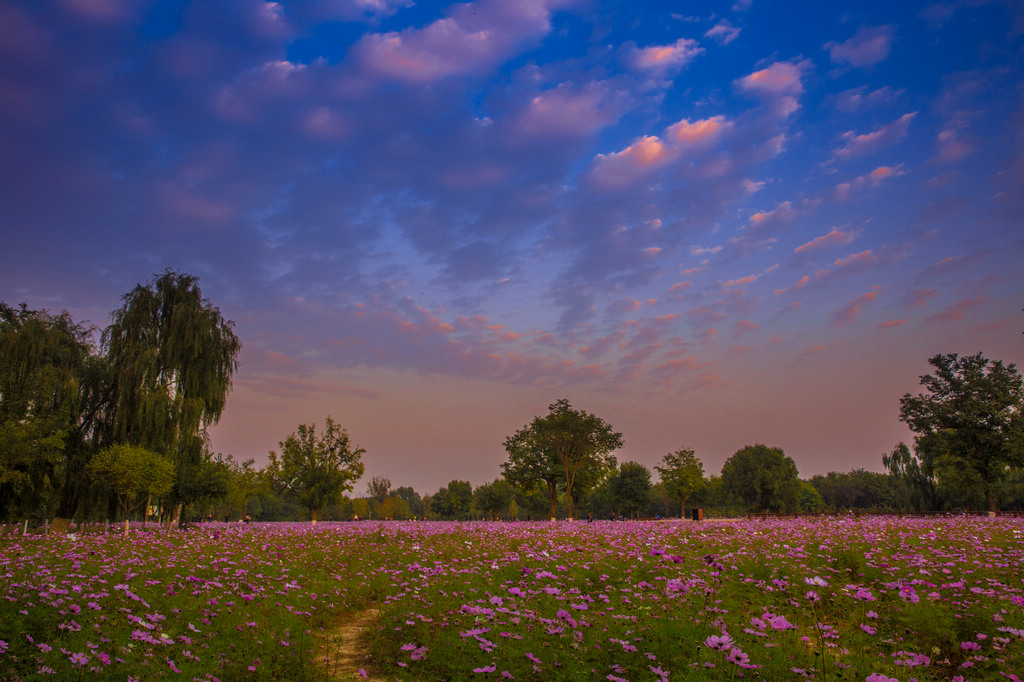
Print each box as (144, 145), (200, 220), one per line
(474, 665), (497, 673)
(704, 633), (734, 650)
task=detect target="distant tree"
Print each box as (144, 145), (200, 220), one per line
(367, 475), (392, 503)
(798, 480), (826, 513)
(351, 497), (370, 519)
(655, 448), (705, 519)
(432, 480), (473, 519)
(568, 453), (616, 519)
(474, 479), (514, 520)
(87, 444), (174, 533)
(503, 399), (623, 520)
(721, 444), (801, 513)
(612, 461), (652, 519)
(394, 485), (425, 517)
(96, 271), (241, 525)
(900, 353), (1024, 513)
(0, 303), (95, 521)
(882, 442), (935, 511)
(267, 416), (365, 523)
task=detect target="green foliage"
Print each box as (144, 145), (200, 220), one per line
(431, 480), (473, 519)
(654, 447), (705, 519)
(0, 302), (95, 520)
(899, 352), (1024, 512)
(611, 461), (652, 518)
(101, 270), (241, 513)
(721, 444), (801, 513)
(87, 444), (174, 519)
(474, 478), (514, 520)
(267, 416), (366, 522)
(503, 399), (622, 519)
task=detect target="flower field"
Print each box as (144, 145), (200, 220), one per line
(1, 517), (1022, 681)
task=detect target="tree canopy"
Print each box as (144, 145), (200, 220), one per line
(612, 461), (652, 519)
(87, 444), (174, 532)
(899, 352), (1024, 512)
(721, 444), (801, 513)
(0, 303), (94, 519)
(101, 271), (241, 510)
(503, 399), (622, 520)
(655, 448), (705, 519)
(267, 416), (365, 522)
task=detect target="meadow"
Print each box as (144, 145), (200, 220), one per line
(0, 517), (1022, 681)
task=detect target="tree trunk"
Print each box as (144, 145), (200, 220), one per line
(547, 481), (557, 521)
(986, 486), (996, 515)
(311, 507), (318, 524)
(680, 496), (686, 520)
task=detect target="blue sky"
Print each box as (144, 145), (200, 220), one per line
(1, 0), (1022, 494)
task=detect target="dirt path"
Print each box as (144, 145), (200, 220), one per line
(318, 606), (382, 680)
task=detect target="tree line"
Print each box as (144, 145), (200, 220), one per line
(3, 272), (1022, 528)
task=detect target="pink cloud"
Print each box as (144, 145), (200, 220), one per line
(515, 82), (626, 139)
(734, 60), (810, 118)
(830, 285), (883, 325)
(934, 128), (973, 163)
(797, 344), (825, 359)
(905, 288), (939, 307)
(825, 25), (895, 68)
(590, 136), (668, 188)
(354, 0), (573, 83)
(835, 85), (901, 112)
(834, 112), (916, 159)
(667, 115), (732, 146)
(925, 297), (989, 323)
(630, 38), (703, 72)
(733, 319), (759, 337)
(877, 319), (907, 329)
(832, 164), (905, 200)
(704, 20), (740, 45)
(722, 274), (758, 291)
(794, 228), (857, 253)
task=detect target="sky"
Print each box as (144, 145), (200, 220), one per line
(1, 0), (1022, 495)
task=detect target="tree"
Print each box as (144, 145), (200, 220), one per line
(655, 448), (705, 519)
(0, 303), (94, 521)
(899, 353), (1024, 513)
(432, 480), (473, 519)
(612, 461), (651, 519)
(721, 444), (801, 513)
(267, 416), (365, 523)
(503, 399), (623, 520)
(94, 271), (241, 524)
(367, 475), (391, 503)
(474, 479), (514, 520)
(87, 444), (174, 533)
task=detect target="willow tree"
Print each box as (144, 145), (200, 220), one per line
(98, 271), (241, 522)
(0, 303), (94, 520)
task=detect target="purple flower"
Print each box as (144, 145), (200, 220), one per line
(865, 675), (899, 682)
(69, 652), (89, 666)
(474, 664), (497, 673)
(704, 633), (734, 650)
